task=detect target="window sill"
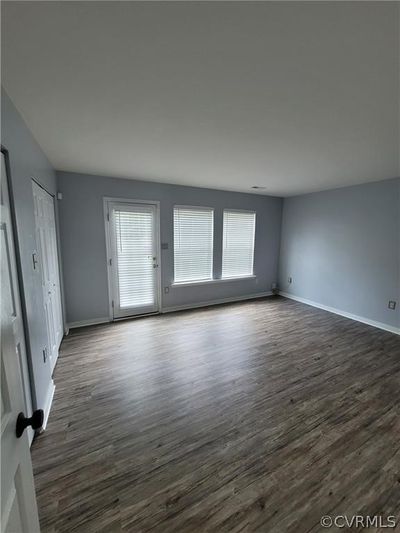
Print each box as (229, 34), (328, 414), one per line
(172, 275), (256, 287)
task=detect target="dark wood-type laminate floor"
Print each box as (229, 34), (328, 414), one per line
(32, 297), (400, 533)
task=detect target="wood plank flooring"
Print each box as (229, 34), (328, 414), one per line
(31, 296), (400, 532)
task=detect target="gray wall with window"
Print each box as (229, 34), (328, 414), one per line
(57, 171), (283, 325)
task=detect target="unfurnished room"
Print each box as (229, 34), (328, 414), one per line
(1, 1), (399, 532)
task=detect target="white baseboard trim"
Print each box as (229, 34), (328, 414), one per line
(67, 295), (273, 329)
(68, 317), (110, 329)
(41, 380), (55, 431)
(162, 292), (273, 314)
(279, 292), (400, 335)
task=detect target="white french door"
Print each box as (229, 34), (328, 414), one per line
(106, 201), (160, 319)
(32, 181), (63, 373)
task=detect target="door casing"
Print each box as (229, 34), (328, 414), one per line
(1, 147), (41, 532)
(32, 180), (64, 372)
(104, 197), (162, 321)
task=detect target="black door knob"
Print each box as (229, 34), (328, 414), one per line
(16, 409), (44, 438)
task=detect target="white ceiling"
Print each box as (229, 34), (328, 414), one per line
(2, 1), (399, 196)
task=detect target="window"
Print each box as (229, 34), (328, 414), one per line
(222, 210), (256, 278)
(173, 206), (214, 283)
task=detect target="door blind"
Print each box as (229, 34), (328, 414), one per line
(222, 210), (256, 278)
(114, 209), (155, 308)
(174, 207), (214, 282)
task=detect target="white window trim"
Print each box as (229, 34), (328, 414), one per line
(172, 275), (256, 287)
(174, 204), (215, 211)
(221, 209), (256, 280)
(222, 208), (257, 215)
(173, 205), (214, 284)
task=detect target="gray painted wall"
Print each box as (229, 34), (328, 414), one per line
(1, 89), (59, 411)
(279, 178), (400, 329)
(3, 84), (398, 437)
(57, 171), (283, 324)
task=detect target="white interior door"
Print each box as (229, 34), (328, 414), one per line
(107, 202), (160, 319)
(1, 152), (41, 533)
(32, 181), (63, 373)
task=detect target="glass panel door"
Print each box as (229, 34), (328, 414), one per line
(108, 202), (160, 318)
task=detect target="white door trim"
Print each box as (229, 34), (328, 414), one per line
(32, 178), (67, 335)
(103, 197), (162, 320)
(32, 180), (64, 373)
(1, 148), (41, 531)
(1, 150), (34, 444)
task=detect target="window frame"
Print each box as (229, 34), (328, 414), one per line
(173, 205), (215, 284)
(221, 208), (256, 280)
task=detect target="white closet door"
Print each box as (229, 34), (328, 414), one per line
(32, 181), (63, 372)
(107, 202), (160, 319)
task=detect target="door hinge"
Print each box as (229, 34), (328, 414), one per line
(32, 252), (39, 270)
(111, 300), (114, 308)
(107, 212), (110, 221)
(109, 258), (112, 266)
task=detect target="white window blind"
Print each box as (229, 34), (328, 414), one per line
(114, 208), (155, 308)
(174, 207), (214, 283)
(222, 210), (256, 278)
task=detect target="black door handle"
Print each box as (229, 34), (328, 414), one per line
(16, 409), (44, 438)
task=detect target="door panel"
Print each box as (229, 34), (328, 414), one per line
(32, 182), (63, 372)
(1, 151), (40, 533)
(107, 202), (160, 319)
(46, 197), (63, 347)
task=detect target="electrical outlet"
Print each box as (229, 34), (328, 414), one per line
(288, 277), (292, 284)
(388, 300), (396, 310)
(164, 286), (170, 294)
